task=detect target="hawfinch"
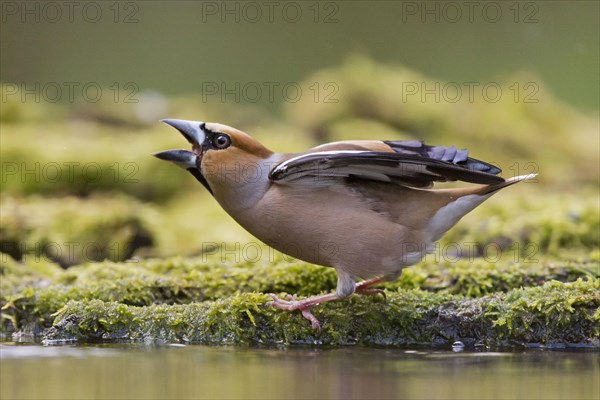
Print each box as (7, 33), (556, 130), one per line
(155, 119), (536, 330)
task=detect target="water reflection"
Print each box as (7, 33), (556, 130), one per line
(1, 344), (598, 400)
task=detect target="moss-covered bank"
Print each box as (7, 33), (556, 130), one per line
(1, 256), (598, 347)
(41, 278), (597, 347)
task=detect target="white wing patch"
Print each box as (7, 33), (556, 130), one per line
(270, 151), (370, 183)
(274, 151), (368, 171)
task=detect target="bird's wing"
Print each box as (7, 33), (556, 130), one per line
(268, 140), (503, 188)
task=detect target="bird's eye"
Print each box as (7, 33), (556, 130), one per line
(213, 134), (231, 149)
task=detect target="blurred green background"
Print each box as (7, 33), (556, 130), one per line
(1, 0), (598, 264)
(2, 1), (599, 111)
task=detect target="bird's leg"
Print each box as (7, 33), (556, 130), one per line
(268, 275), (387, 330)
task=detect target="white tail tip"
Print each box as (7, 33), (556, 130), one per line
(505, 173), (538, 183)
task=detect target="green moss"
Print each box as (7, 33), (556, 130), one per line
(0, 254), (63, 282)
(0, 194), (155, 266)
(393, 257), (598, 297)
(0, 122), (195, 201)
(487, 279), (600, 345)
(2, 254), (598, 346)
(41, 279), (598, 347)
(439, 188), (600, 258)
(0, 104), (298, 201)
(1, 257), (337, 333)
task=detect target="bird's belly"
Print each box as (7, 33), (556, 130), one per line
(228, 187), (430, 278)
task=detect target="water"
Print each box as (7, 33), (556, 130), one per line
(1, 343), (598, 400)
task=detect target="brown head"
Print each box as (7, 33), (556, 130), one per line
(153, 119), (274, 201)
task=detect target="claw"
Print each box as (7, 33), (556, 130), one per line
(268, 293), (323, 331)
(300, 308), (322, 331)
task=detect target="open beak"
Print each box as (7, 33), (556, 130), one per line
(154, 119), (213, 194)
(153, 149), (198, 170)
(154, 119), (207, 169)
(160, 119), (206, 146)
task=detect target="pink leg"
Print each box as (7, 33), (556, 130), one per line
(268, 277), (386, 330)
(355, 277), (387, 300)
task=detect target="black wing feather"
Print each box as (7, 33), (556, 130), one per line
(384, 140), (501, 175)
(269, 141), (503, 187)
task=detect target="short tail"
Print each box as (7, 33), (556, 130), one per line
(483, 173), (538, 195)
(425, 173), (538, 242)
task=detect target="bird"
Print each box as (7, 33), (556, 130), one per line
(154, 119), (536, 330)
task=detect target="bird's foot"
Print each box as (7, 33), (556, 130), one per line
(268, 294), (323, 331)
(267, 277), (386, 330)
(355, 287), (387, 301)
(354, 277), (387, 301)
